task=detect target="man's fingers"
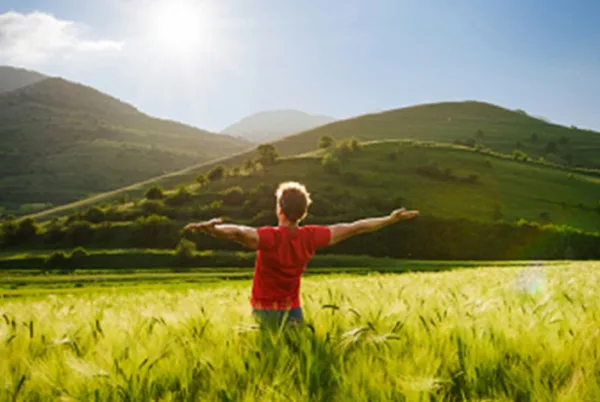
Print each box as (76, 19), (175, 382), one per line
(402, 210), (419, 219)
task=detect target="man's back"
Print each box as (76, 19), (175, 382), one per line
(251, 225), (331, 310)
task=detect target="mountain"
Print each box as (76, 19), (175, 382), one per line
(0, 75), (250, 216)
(23, 100), (600, 221)
(222, 110), (335, 143)
(0, 66), (47, 93)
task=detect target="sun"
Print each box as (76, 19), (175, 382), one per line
(148, 0), (215, 55)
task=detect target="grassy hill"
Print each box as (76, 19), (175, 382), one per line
(0, 76), (250, 216)
(181, 141), (600, 233)
(0, 66), (46, 93)
(7, 140), (599, 260)
(276, 101), (600, 170)
(21, 101), (600, 222)
(222, 109), (335, 143)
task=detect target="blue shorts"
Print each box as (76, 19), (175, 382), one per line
(252, 307), (304, 327)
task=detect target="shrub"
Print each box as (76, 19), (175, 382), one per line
(208, 165), (226, 181)
(45, 251), (72, 273)
(165, 186), (192, 207)
(141, 200), (164, 215)
(83, 207), (105, 223)
(513, 149), (528, 161)
(221, 186), (246, 207)
(196, 174), (208, 187)
(318, 135), (334, 149)
(145, 185), (164, 200)
(243, 159), (255, 172)
(564, 153), (573, 165)
(546, 141), (557, 154)
(70, 247), (89, 268)
(174, 238), (197, 269)
(476, 129), (484, 138)
(538, 211), (550, 222)
(341, 172), (362, 185)
(466, 174), (479, 184)
(67, 221), (94, 246)
(322, 153), (341, 174)
(252, 210), (274, 226)
(531, 133), (538, 142)
(348, 138), (361, 152)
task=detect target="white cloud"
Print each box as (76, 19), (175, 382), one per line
(0, 11), (123, 66)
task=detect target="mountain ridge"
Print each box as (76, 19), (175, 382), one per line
(222, 109), (336, 143)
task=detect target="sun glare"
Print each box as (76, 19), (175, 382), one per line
(148, 0), (215, 55)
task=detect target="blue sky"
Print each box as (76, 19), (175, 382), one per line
(1, 0), (599, 132)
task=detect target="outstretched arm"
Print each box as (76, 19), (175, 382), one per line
(184, 218), (259, 249)
(328, 208), (419, 246)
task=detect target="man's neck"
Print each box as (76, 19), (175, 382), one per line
(278, 219), (298, 229)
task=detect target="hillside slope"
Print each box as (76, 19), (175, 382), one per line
(184, 141), (600, 233)
(222, 109), (335, 143)
(0, 66), (46, 93)
(0, 77), (249, 215)
(23, 101), (600, 221)
(276, 101), (600, 170)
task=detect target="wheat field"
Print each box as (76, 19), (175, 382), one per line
(1, 262), (599, 401)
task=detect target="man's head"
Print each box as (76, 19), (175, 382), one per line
(275, 181), (311, 224)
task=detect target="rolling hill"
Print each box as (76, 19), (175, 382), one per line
(222, 109), (335, 143)
(22, 100), (600, 222)
(182, 141), (600, 233)
(0, 75), (250, 216)
(0, 66), (46, 93)
(11, 140), (599, 260)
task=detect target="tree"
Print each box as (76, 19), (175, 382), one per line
(349, 138), (361, 152)
(531, 133), (538, 142)
(318, 135), (334, 149)
(546, 141), (557, 154)
(174, 238), (196, 269)
(322, 153), (341, 174)
(243, 159), (255, 172)
(16, 218), (38, 241)
(1, 217), (18, 245)
(257, 144), (279, 166)
(70, 247), (88, 269)
(166, 186), (192, 207)
(564, 153), (573, 165)
(83, 207), (105, 223)
(476, 129), (484, 138)
(559, 136), (569, 145)
(196, 174), (207, 187)
(145, 185), (164, 200)
(221, 186), (246, 206)
(207, 165), (226, 181)
(45, 251), (71, 273)
(513, 149), (528, 161)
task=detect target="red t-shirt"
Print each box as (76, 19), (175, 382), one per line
(251, 225), (331, 310)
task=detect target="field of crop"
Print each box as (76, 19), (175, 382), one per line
(1, 261), (599, 401)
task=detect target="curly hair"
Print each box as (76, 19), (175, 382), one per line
(275, 181), (312, 223)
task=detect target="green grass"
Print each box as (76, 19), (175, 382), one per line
(24, 101), (600, 222)
(186, 141), (600, 232)
(0, 76), (249, 215)
(1, 262), (599, 400)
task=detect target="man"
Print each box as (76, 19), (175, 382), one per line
(185, 181), (419, 326)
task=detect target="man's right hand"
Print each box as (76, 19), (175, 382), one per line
(389, 208), (419, 223)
